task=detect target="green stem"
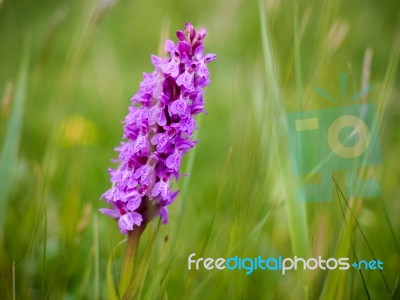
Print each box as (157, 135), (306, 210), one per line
(119, 226), (143, 296)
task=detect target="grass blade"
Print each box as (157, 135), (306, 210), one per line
(258, 0), (309, 258)
(0, 34), (30, 226)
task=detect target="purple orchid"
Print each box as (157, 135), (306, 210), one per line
(100, 22), (216, 234)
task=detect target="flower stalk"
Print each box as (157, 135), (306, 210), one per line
(100, 22), (215, 298)
(119, 225), (144, 296)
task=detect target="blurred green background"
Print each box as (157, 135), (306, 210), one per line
(0, 0), (399, 299)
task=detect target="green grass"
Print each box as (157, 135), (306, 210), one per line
(1, 0), (400, 299)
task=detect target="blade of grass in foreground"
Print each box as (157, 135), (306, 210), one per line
(258, 0), (309, 258)
(321, 178), (370, 300)
(258, 2), (309, 297)
(376, 11), (400, 257)
(106, 237), (125, 300)
(93, 214), (100, 300)
(0, 35), (30, 227)
(335, 178), (391, 296)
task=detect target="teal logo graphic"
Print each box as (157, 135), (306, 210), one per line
(287, 74), (382, 202)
